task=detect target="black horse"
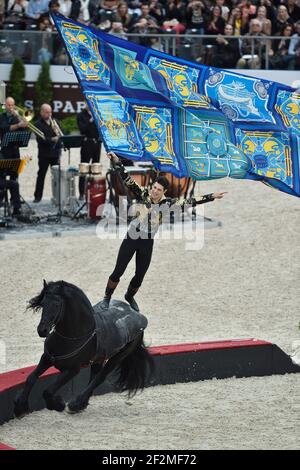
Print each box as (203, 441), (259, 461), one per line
(14, 280), (154, 417)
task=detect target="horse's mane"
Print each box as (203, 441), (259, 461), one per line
(27, 281), (93, 313)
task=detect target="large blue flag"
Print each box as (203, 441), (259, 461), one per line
(52, 13), (300, 198)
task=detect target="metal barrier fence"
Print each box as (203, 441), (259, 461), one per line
(0, 30), (299, 70)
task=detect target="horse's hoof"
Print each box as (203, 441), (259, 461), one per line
(43, 391), (65, 412)
(14, 401), (29, 419)
(66, 398), (89, 414)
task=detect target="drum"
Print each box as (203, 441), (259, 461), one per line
(160, 173), (191, 199)
(86, 176), (106, 219)
(90, 163), (102, 174)
(79, 163), (90, 174)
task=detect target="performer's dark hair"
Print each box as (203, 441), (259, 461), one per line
(154, 176), (169, 191)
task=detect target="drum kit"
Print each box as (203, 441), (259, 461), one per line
(51, 162), (106, 219)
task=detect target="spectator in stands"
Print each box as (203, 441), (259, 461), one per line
(129, 17), (154, 45)
(285, 0), (300, 23)
(236, 18), (265, 69)
(255, 5), (272, 35)
(134, 3), (158, 26)
(211, 23), (241, 68)
(205, 4), (225, 35)
(288, 20), (300, 55)
(3, 0), (28, 29)
(127, 0), (142, 17)
(269, 23), (295, 69)
(215, 0), (230, 21)
(77, 0), (91, 23)
(163, 0), (186, 36)
(90, 0), (119, 30)
(48, 0), (60, 17)
(186, 1), (206, 34)
(109, 20), (127, 38)
(237, 0), (257, 20)
(227, 6), (248, 35)
(112, 2), (136, 31)
(272, 4), (293, 35)
(149, 34), (164, 51)
(257, 0), (276, 24)
(149, 0), (165, 26)
(58, 0), (72, 17)
(25, 0), (50, 21)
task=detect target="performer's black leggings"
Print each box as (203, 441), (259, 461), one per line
(109, 236), (154, 289)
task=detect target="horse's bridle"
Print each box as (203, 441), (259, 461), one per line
(43, 295), (97, 365)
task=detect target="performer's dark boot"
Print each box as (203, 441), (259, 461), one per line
(125, 285), (140, 312)
(101, 279), (119, 309)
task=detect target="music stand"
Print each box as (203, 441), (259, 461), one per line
(1, 130), (31, 149)
(58, 135), (83, 165)
(1, 132), (33, 216)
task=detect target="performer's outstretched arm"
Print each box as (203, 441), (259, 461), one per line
(171, 191), (227, 209)
(107, 151), (145, 201)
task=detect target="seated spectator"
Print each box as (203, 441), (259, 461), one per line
(133, 3), (158, 27)
(25, 0), (50, 21)
(286, 0), (300, 23)
(272, 4), (294, 35)
(77, 0), (91, 23)
(215, 0), (230, 22)
(90, 0), (120, 30)
(269, 23), (295, 70)
(211, 23), (241, 68)
(163, 0), (186, 35)
(186, 1), (206, 34)
(112, 2), (136, 32)
(293, 38), (300, 70)
(228, 6), (248, 35)
(37, 15), (53, 62)
(127, 0), (142, 17)
(288, 20), (300, 56)
(237, 0), (257, 20)
(257, 0), (276, 25)
(255, 5), (272, 36)
(205, 4), (225, 35)
(58, 0), (72, 17)
(149, 0), (165, 26)
(3, 0), (28, 29)
(129, 17), (154, 46)
(109, 20), (127, 38)
(149, 34), (164, 51)
(236, 18), (265, 69)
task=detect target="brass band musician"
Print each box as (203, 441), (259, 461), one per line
(0, 97), (29, 162)
(0, 97), (28, 217)
(33, 103), (62, 203)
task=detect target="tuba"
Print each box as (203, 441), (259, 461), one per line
(13, 106), (46, 140)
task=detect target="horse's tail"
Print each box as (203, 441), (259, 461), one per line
(115, 332), (154, 398)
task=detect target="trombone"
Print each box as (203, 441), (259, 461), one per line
(13, 106), (46, 140)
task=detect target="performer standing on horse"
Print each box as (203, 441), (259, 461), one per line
(101, 151), (227, 312)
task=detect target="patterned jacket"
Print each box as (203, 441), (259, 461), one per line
(114, 159), (214, 238)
